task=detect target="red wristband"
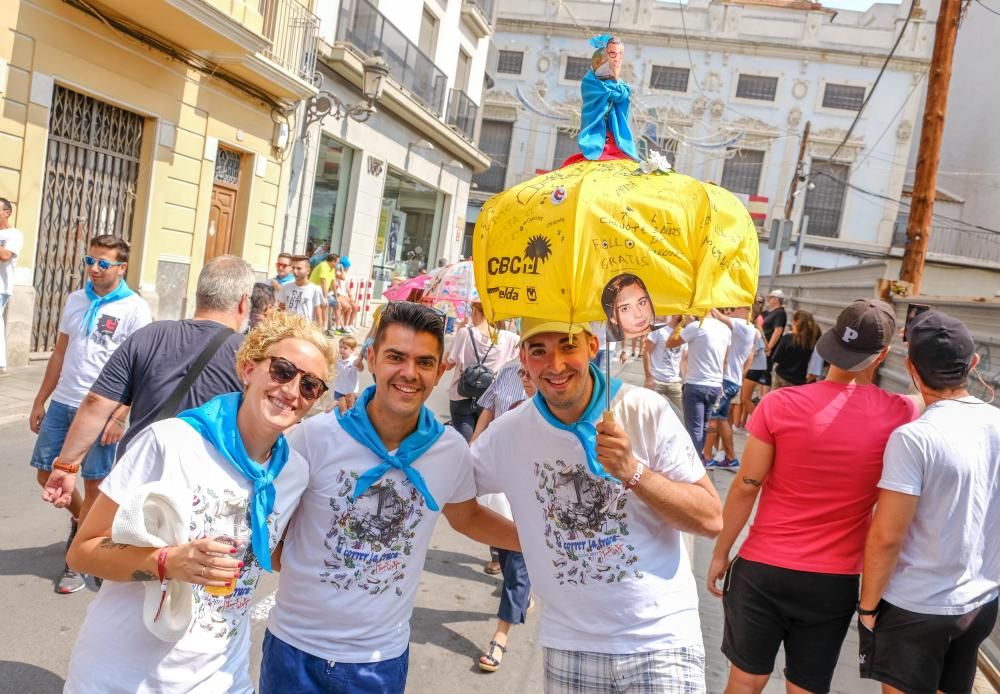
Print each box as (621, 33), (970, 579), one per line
(153, 546), (170, 622)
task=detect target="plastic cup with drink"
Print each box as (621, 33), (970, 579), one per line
(204, 511), (251, 598)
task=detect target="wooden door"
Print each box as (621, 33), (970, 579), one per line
(204, 184), (237, 263)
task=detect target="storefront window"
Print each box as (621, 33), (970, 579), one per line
(306, 135), (353, 260)
(373, 168), (443, 280)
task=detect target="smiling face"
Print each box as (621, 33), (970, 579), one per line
(87, 244), (127, 294)
(240, 337), (329, 436)
(614, 283), (654, 339)
(521, 331), (598, 423)
(368, 324), (445, 422)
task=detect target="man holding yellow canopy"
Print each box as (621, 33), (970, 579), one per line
(471, 318), (722, 692)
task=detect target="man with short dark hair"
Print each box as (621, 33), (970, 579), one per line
(859, 310), (1000, 694)
(28, 235), (151, 593)
(707, 299), (919, 693)
(261, 301), (518, 693)
(41, 255), (254, 513)
(473, 319), (722, 691)
(0, 196), (23, 377)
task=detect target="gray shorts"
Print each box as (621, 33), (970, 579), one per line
(543, 645), (706, 693)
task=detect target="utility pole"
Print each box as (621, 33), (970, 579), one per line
(775, 121), (811, 277)
(899, 0), (961, 296)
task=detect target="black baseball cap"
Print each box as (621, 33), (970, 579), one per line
(906, 310), (975, 387)
(815, 299), (896, 371)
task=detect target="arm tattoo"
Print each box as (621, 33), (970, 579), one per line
(742, 477), (762, 487)
(131, 570), (157, 582)
(99, 537), (131, 550)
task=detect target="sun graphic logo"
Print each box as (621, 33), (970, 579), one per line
(486, 234), (554, 276)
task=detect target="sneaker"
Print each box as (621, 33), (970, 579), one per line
(56, 566), (86, 594)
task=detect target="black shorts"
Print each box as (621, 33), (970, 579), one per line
(745, 369), (768, 385)
(859, 597), (999, 694)
(722, 556), (858, 693)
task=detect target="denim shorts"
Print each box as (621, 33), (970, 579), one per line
(709, 380), (742, 420)
(29, 400), (117, 480)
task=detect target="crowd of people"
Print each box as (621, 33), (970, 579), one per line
(3, 232), (997, 694)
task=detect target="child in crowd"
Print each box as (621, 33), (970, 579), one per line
(333, 336), (360, 400)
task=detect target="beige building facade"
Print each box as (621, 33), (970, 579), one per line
(0, 0), (318, 365)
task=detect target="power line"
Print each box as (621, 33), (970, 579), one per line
(828, 0), (918, 164)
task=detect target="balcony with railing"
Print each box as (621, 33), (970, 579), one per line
(891, 219), (1000, 266)
(83, 0), (319, 98)
(336, 0), (448, 116)
(446, 89), (478, 142)
(462, 0), (495, 37)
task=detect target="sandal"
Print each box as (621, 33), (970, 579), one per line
(478, 640), (507, 672)
(484, 562), (502, 576)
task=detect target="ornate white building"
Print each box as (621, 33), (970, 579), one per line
(470, 0), (938, 274)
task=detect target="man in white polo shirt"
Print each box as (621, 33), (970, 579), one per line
(473, 318), (722, 691)
(668, 312), (731, 463)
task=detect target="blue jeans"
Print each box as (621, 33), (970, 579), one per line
(497, 548), (532, 624)
(260, 630), (409, 694)
(29, 400), (117, 479)
(682, 383), (722, 459)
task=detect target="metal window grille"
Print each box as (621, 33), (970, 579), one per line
(214, 150), (242, 185)
(473, 120), (513, 193)
(823, 84), (866, 111)
(649, 66), (689, 92)
(735, 74), (778, 101)
(552, 129), (577, 169)
(803, 161), (850, 238)
(720, 149), (765, 196)
(34, 86), (144, 351)
(497, 50), (524, 74)
(564, 56), (591, 81)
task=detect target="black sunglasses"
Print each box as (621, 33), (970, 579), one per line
(267, 356), (329, 401)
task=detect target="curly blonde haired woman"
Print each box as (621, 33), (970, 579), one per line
(64, 311), (334, 693)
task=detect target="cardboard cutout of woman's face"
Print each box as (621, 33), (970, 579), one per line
(592, 39), (624, 81)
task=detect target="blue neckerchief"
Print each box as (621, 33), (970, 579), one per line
(336, 385), (445, 511)
(177, 392), (289, 572)
(533, 363), (624, 481)
(82, 279), (135, 335)
(579, 71), (638, 161)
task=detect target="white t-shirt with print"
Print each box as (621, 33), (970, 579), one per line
(268, 411), (478, 662)
(333, 357), (359, 395)
(680, 317), (731, 388)
(724, 320), (757, 384)
(646, 326), (682, 384)
(65, 419), (309, 694)
(0, 227), (24, 295)
(879, 398), (1000, 615)
(52, 289), (152, 408)
(278, 282), (324, 320)
(472, 385), (706, 654)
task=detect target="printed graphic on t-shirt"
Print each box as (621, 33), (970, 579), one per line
(319, 472), (424, 596)
(187, 486), (263, 641)
(535, 461), (640, 585)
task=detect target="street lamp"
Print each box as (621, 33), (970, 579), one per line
(304, 51), (391, 126)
